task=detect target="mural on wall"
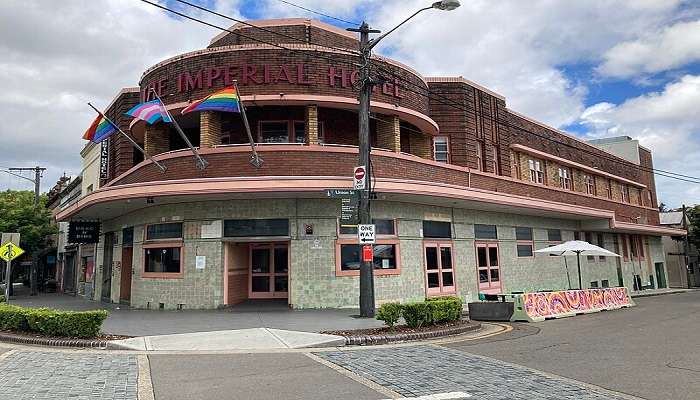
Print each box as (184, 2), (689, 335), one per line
(514, 287), (633, 322)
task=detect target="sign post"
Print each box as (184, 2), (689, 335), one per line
(1, 241), (25, 303)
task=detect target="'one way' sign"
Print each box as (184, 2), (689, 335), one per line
(357, 224), (375, 244)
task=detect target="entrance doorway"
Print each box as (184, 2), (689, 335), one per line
(249, 243), (288, 299)
(101, 232), (114, 302)
(120, 228), (133, 304)
(476, 242), (502, 294)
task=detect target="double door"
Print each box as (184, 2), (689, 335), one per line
(249, 243), (288, 299)
(476, 242), (502, 294)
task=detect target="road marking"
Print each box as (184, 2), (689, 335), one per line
(138, 354), (155, 400)
(0, 349), (17, 362)
(382, 393), (470, 400)
(304, 352), (402, 399)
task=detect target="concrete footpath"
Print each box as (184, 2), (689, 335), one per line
(110, 328), (346, 351)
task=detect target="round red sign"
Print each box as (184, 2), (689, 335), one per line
(354, 167), (366, 181)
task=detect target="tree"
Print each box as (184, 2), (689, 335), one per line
(0, 190), (57, 254)
(687, 205), (700, 250)
(658, 202), (668, 212)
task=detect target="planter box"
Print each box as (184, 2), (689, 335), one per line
(468, 302), (514, 321)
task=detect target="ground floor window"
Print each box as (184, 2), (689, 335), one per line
(476, 242), (501, 294)
(143, 244), (182, 278)
(424, 242), (455, 296)
(336, 240), (400, 276)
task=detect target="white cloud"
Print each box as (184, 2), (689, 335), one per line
(579, 75), (700, 207)
(598, 19), (700, 79)
(0, 0), (239, 192)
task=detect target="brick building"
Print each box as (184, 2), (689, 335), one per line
(56, 18), (685, 309)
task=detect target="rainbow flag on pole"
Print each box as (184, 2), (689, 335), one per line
(181, 87), (241, 114)
(125, 99), (172, 124)
(83, 113), (117, 143)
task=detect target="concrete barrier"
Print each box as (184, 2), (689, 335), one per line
(510, 287), (634, 322)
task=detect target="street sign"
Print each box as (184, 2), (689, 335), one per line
(353, 166), (366, 190)
(0, 242), (25, 262)
(1, 233), (20, 246)
(68, 221), (101, 244)
(358, 224), (376, 244)
(362, 245), (373, 262)
(325, 188), (357, 198)
(340, 196), (359, 226)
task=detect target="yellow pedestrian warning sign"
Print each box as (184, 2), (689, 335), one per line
(0, 242), (24, 262)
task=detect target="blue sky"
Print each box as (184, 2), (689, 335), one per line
(1, 0), (699, 208)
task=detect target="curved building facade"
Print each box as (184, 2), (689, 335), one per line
(57, 19), (683, 309)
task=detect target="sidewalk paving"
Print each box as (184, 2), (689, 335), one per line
(630, 287), (694, 298)
(110, 328), (345, 351)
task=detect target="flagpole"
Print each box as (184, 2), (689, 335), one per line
(233, 80), (263, 168)
(150, 89), (208, 170)
(87, 103), (167, 173)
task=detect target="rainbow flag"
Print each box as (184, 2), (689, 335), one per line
(83, 113), (117, 143)
(181, 87), (240, 114)
(126, 99), (172, 124)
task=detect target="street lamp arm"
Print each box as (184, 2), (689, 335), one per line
(0, 169), (36, 184)
(367, 6), (433, 50)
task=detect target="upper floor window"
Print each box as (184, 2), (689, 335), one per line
(528, 159), (544, 184)
(423, 220), (452, 239)
(475, 141), (484, 171)
(606, 179), (613, 199)
(294, 121), (325, 144)
(433, 137), (449, 163)
(515, 227), (533, 257)
(620, 184), (629, 203)
(558, 167), (571, 190)
(259, 121), (289, 143)
(547, 229), (562, 242)
(340, 219), (395, 236)
(584, 174), (595, 195)
(492, 146), (500, 174)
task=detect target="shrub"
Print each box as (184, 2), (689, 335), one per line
(376, 302), (402, 330)
(0, 294), (5, 303)
(427, 296), (463, 323)
(402, 302), (431, 328)
(0, 304), (107, 338)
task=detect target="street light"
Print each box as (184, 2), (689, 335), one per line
(348, 1), (460, 318)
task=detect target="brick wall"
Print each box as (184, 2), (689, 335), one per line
(104, 90), (140, 181)
(208, 23), (358, 51)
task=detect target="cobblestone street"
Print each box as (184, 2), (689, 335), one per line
(0, 351), (137, 400)
(318, 346), (637, 400)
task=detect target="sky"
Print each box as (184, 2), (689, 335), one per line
(1, 0), (699, 208)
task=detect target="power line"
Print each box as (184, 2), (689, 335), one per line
(138, 0), (700, 186)
(272, 0), (362, 26)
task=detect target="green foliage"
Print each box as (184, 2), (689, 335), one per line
(0, 190), (57, 254)
(401, 302), (432, 328)
(426, 296), (463, 323)
(376, 302), (402, 329)
(688, 205), (700, 250)
(0, 295), (5, 303)
(0, 304), (107, 338)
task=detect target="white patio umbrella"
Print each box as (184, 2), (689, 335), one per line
(534, 240), (620, 290)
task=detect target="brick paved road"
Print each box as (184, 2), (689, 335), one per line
(0, 351), (137, 400)
(318, 346), (638, 400)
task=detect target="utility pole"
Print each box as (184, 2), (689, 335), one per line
(346, 1), (460, 318)
(347, 22), (380, 318)
(683, 204), (691, 288)
(7, 166), (46, 296)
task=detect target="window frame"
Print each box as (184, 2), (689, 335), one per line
(558, 167), (571, 190)
(475, 241), (502, 294)
(584, 174), (596, 195)
(528, 159), (544, 184)
(258, 120), (292, 143)
(424, 241), (456, 296)
(491, 145), (500, 175)
(547, 229), (562, 242)
(475, 141), (484, 171)
(585, 232), (596, 262)
(293, 120), (325, 144)
(335, 238), (401, 277)
(620, 184), (629, 203)
(433, 136), (450, 163)
(142, 241), (184, 279)
(515, 227), (534, 258)
(621, 234), (630, 261)
(338, 219), (397, 238)
(597, 233), (606, 262)
(475, 224), (498, 240)
(145, 222), (183, 242)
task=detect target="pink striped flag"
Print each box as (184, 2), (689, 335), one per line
(125, 99), (172, 124)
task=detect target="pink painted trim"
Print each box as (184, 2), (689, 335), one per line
(511, 144), (646, 188)
(475, 241), (502, 294)
(247, 242), (289, 299)
(615, 222), (686, 236)
(141, 241), (184, 279)
(425, 76), (505, 100)
(335, 239), (401, 277)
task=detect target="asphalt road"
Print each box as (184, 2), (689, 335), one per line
(447, 291), (700, 400)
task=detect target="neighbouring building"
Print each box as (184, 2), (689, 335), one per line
(660, 211), (699, 288)
(55, 18), (686, 309)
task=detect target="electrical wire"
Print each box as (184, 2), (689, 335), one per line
(138, 0), (700, 185)
(272, 0), (362, 26)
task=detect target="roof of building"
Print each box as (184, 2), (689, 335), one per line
(660, 211), (684, 225)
